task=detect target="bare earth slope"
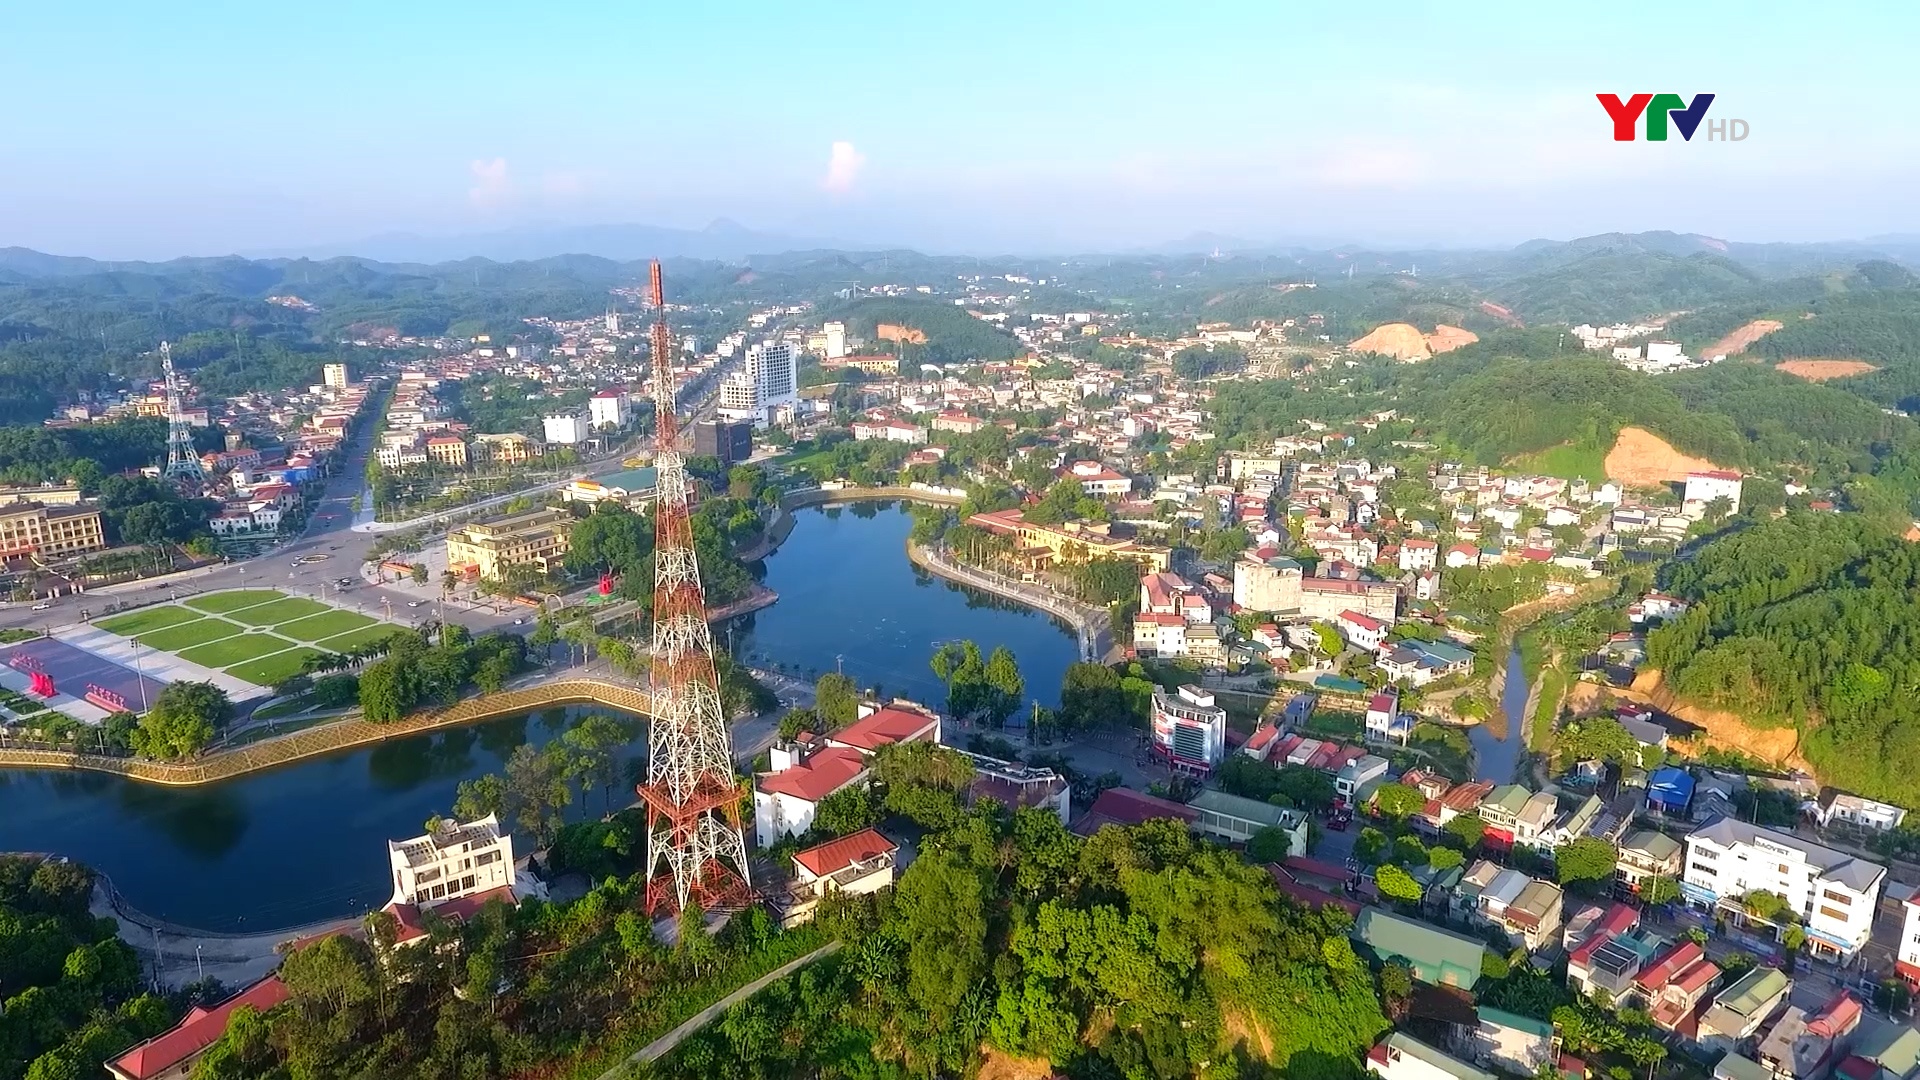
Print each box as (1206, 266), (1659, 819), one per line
(1348, 322), (1430, 361)
(1775, 358), (1878, 381)
(1704, 317), (1782, 358)
(1604, 426), (1730, 488)
(1425, 324), (1479, 355)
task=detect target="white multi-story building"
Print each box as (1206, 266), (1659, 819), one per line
(717, 341), (800, 426)
(543, 411), (591, 445)
(1683, 470), (1744, 516)
(322, 362), (349, 389)
(1896, 894), (1920, 983)
(1151, 685), (1226, 771)
(589, 389), (630, 429)
(1680, 816), (1886, 960)
(387, 815), (515, 908)
(823, 321), (847, 359)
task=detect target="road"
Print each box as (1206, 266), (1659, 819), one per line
(0, 376), (710, 642)
(598, 940), (842, 1078)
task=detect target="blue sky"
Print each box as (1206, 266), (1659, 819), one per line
(3, 0), (1914, 258)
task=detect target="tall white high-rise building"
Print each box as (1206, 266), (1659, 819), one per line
(718, 341), (799, 426)
(823, 321), (847, 359)
(322, 362), (349, 389)
(605, 309), (620, 335)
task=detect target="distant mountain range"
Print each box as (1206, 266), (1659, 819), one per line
(244, 218), (850, 265)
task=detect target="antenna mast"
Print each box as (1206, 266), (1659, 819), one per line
(636, 259), (752, 915)
(159, 342), (206, 486)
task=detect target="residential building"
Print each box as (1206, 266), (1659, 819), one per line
(1898, 893), (1920, 985)
(1336, 754), (1390, 802)
(1634, 940), (1722, 1030)
(1681, 816), (1887, 960)
(755, 745), (870, 846)
(1813, 790), (1907, 834)
(963, 750), (1072, 825)
(1065, 459), (1133, 496)
(1569, 924), (1667, 1000)
(0, 500), (107, 559)
(386, 815), (516, 908)
(1833, 1014), (1920, 1080)
(589, 388), (631, 429)
(1366, 690), (1413, 745)
(1478, 784), (1534, 850)
(1457, 862), (1565, 951)
(1070, 787), (1197, 837)
(1188, 789), (1309, 854)
(1753, 993), (1864, 1080)
(777, 827), (898, 927)
(472, 432), (545, 465)
(543, 411), (591, 445)
(719, 341), (799, 425)
(1699, 967), (1794, 1055)
(1235, 552), (1304, 611)
(1151, 685), (1227, 770)
(1647, 766), (1696, 818)
(823, 321), (847, 359)
(323, 362), (349, 389)
(1353, 908), (1487, 990)
(1337, 610), (1388, 651)
(1367, 1033), (1496, 1080)
(108, 975), (291, 1080)
(850, 417), (927, 443)
(1457, 1007), (1558, 1077)
(1684, 471), (1745, 516)
(1617, 829), (1684, 894)
(1400, 537), (1438, 572)
(1376, 639), (1475, 687)
(425, 434), (469, 468)
(445, 506), (573, 581)
(830, 700), (943, 753)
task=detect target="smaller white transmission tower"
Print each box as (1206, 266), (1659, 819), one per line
(159, 342), (206, 485)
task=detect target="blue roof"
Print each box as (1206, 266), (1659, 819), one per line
(1647, 766), (1694, 801)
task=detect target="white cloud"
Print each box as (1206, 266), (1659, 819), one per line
(468, 158), (512, 208)
(822, 141), (866, 194)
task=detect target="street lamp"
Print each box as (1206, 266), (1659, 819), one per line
(131, 638), (149, 713)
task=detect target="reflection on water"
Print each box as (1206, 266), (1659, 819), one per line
(1470, 645), (1528, 784)
(0, 502), (1080, 932)
(0, 708), (635, 932)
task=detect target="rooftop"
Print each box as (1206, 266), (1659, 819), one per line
(793, 827), (897, 879)
(110, 976), (290, 1080)
(1691, 815), (1887, 893)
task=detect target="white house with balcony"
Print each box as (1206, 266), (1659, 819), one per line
(1680, 815), (1886, 960)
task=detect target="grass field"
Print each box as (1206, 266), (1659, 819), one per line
(316, 624), (406, 652)
(95, 605), (205, 636)
(135, 618), (243, 651)
(227, 648), (323, 688)
(184, 589), (289, 614)
(276, 610), (377, 642)
(226, 597), (331, 626)
(178, 634), (296, 668)
(1509, 440), (1608, 484)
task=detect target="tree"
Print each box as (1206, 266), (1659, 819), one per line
(131, 680), (232, 759)
(1246, 826), (1295, 864)
(1442, 813), (1486, 851)
(814, 672), (859, 729)
(777, 707), (819, 741)
(410, 563), (429, 585)
(561, 713), (633, 811)
(454, 773), (509, 823)
(1639, 874), (1680, 906)
(813, 786), (880, 837)
(1428, 846), (1464, 872)
(1058, 662), (1130, 731)
(357, 656), (419, 722)
(1555, 838), (1619, 896)
(1355, 826), (1389, 865)
(983, 646), (1024, 726)
(1372, 782), (1426, 822)
(504, 743), (573, 846)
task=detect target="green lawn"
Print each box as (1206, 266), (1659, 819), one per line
(184, 589), (290, 614)
(96, 605), (204, 636)
(316, 625), (407, 653)
(226, 648), (323, 688)
(224, 597), (332, 626)
(178, 633), (297, 668)
(1510, 440), (1609, 484)
(134, 618), (245, 651)
(275, 610), (377, 642)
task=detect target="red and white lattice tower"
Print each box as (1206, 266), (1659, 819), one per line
(635, 260), (752, 915)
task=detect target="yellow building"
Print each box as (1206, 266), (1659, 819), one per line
(0, 502), (107, 559)
(966, 509), (1170, 572)
(472, 433), (545, 466)
(445, 507), (573, 581)
(425, 435), (470, 468)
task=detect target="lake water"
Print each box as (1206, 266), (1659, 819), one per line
(732, 502), (1079, 713)
(0, 501), (1079, 932)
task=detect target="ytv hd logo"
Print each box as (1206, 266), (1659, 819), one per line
(1598, 93), (1748, 141)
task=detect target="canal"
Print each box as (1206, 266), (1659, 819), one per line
(1470, 644), (1528, 784)
(0, 501), (1081, 932)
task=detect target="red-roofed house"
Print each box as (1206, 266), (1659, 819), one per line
(1635, 941), (1721, 1031)
(109, 976), (290, 1080)
(777, 827), (900, 926)
(1070, 787), (1198, 837)
(1337, 610), (1388, 651)
(754, 746), (870, 846)
(385, 884), (518, 946)
(828, 700), (941, 753)
(1065, 459), (1132, 496)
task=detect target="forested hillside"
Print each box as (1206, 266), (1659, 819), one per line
(828, 297), (1020, 365)
(1648, 514), (1920, 805)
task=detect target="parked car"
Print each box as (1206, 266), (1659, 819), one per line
(30, 602), (51, 611)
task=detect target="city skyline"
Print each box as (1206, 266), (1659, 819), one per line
(5, 1), (1917, 259)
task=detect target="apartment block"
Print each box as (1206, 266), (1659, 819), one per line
(1681, 816), (1887, 960)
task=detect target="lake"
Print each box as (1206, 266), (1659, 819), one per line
(0, 501), (1080, 932)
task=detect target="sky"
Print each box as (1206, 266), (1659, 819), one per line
(3, 0), (1916, 260)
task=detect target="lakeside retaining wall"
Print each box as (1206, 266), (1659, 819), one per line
(0, 678), (653, 788)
